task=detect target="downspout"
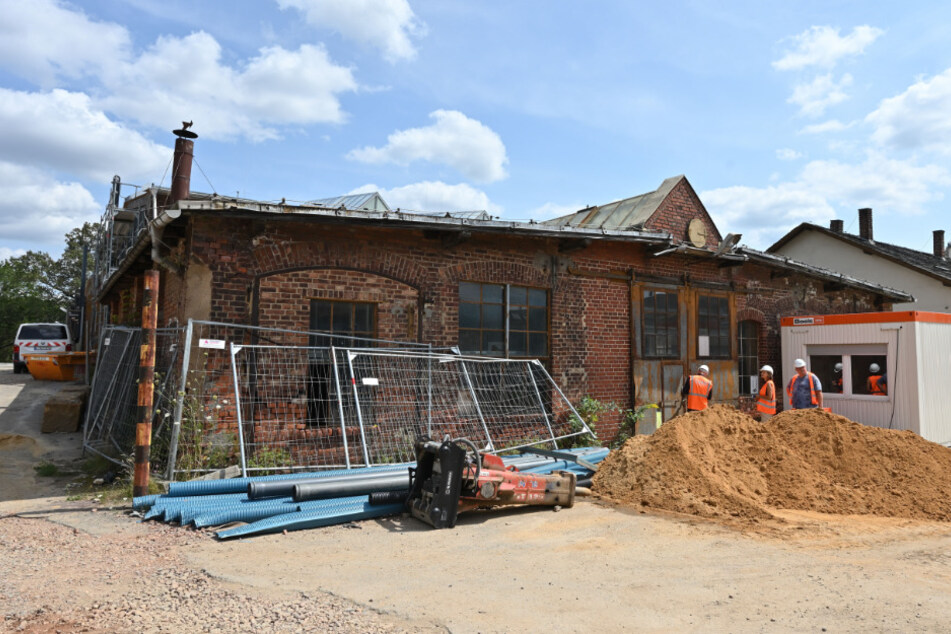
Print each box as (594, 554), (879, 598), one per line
(149, 188), (183, 275)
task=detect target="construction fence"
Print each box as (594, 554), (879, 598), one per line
(83, 320), (594, 480)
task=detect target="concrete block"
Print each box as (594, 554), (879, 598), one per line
(42, 383), (90, 433)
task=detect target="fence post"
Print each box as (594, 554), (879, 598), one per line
(133, 270), (159, 497)
(165, 319), (194, 480)
(458, 359), (494, 451)
(229, 343), (249, 477)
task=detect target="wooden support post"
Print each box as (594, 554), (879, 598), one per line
(133, 270), (159, 497)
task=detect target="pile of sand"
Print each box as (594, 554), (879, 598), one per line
(593, 405), (951, 524)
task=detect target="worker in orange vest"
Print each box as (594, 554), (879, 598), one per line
(756, 365), (776, 421)
(681, 364), (713, 412)
(786, 358), (823, 409)
(867, 363), (887, 395)
(832, 362), (843, 393)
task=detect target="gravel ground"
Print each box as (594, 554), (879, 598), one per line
(0, 512), (430, 633)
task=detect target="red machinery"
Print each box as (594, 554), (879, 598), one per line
(405, 436), (576, 529)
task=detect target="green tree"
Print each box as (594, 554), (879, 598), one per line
(0, 222), (99, 359)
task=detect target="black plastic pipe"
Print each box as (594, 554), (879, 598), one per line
(293, 475), (412, 502)
(248, 470), (408, 499)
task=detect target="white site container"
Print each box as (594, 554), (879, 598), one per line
(780, 311), (951, 445)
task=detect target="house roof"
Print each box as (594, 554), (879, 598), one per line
(767, 223), (951, 285)
(308, 192), (390, 212)
(543, 175), (685, 231)
(95, 187), (915, 305)
(734, 246), (914, 303)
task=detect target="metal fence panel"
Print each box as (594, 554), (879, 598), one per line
(229, 346), (593, 473)
(83, 326), (183, 470)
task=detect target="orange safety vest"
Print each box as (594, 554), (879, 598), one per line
(868, 375), (886, 395)
(756, 380), (776, 415)
(686, 375), (713, 411)
(786, 372), (819, 408)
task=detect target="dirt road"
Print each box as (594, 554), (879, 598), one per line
(4, 364), (951, 632)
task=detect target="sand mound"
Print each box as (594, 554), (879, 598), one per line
(593, 404), (951, 523)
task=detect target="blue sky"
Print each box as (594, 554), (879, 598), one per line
(2, 0), (951, 260)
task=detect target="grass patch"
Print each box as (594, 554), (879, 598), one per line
(65, 454), (165, 503)
(33, 461), (60, 477)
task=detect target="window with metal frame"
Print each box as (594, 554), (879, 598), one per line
(642, 289), (679, 358)
(698, 295), (730, 358)
(738, 320), (759, 394)
(458, 282), (549, 358)
(309, 299), (377, 347)
(308, 300), (378, 426)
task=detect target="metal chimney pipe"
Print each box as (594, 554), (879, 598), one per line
(830, 219), (844, 233)
(858, 208), (873, 241)
(170, 123), (198, 205)
(934, 230), (946, 259)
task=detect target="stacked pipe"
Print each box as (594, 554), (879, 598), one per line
(131, 447), (609, 539)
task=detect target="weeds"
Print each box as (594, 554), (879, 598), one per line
(33, 461), (59, 477)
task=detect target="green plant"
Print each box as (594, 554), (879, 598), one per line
(611, 405), (651, 449)
(33, 461), (59, 477)
(247, 445), (292, 475)
(562, 396), (613, 448)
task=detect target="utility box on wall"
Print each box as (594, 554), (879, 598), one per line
(781, 311), (951, 446)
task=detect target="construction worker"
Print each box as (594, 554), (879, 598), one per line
(832, 362), (843, 393)
(682, 364), (713, 412)
(756, 365), (776, 421)
(786, 358), (823, 410)
(868, 363), (887, 395)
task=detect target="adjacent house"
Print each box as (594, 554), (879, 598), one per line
(91, 134), (912, 439)
(768, 208), (951, 312)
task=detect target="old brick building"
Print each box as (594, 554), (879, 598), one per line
(95, 160), (911, 440)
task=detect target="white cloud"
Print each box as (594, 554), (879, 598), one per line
(277, 0), (425, 63)
(0, 88), (170, 182)
(776, 148), (803, 161)
(702, 153), (950, 249)
(347, 110), (509, 183)
(867, 67), (951, 155)
(0, 162), (100, 250)
(773, 25), (883, 71)
(703, 183), (836, 247)
(788, 73), (852, 117)
(799, 152), (949, 214)
(0, 0), (131, 86)
(799, 119), (853, 135)
(350, 181), (502, 215)
(99, 34), (358, 142)
(0, 246), (26, 260)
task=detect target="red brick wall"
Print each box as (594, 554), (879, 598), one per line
(644, 178), (722, 247)
(258, 269), (420, 343)
(175, 215), (887, 439)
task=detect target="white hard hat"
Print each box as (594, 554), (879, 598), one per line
(760, 365), (773, 374)
(870, 363), (880, 373)
(834, 363), (843, 372)
(794, 358), (806, 368)
(698, 364), (709, 374)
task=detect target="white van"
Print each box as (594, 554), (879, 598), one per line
(12, 322), (72, 374)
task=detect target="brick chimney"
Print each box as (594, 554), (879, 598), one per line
(830, 219), (844, 233)
(170, 122), (198, 205)
(934, 230), (946, 259)
(858, 208), (873, 241)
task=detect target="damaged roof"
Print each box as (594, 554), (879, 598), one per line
(99, 186), (915, 305)
(543, 175), (685, 231)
